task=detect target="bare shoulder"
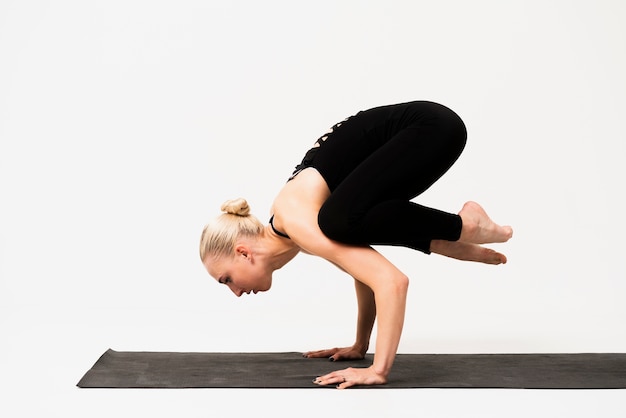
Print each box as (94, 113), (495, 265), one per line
(271, 169), (328, 235)
(273, 170), (403, 282)
(271, 169), (340, 254)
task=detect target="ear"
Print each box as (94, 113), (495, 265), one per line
(234, 244), (251, 260)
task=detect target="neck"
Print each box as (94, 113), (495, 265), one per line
(259, 226), (301, 272)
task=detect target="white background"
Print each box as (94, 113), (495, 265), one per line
(1, 0), (625, 416)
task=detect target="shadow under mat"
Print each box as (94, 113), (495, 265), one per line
(77, 349), (626, 389)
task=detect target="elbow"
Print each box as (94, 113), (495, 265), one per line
(392, 274), (409, 295)
(374, 273), (409, 303)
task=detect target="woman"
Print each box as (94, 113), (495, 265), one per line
(199, 100), (513, 389)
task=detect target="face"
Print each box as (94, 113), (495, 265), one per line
(203, 246), (272, 297)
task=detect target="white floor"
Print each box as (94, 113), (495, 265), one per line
(34, 388), (626, 418)
(1, 319), (624, 418)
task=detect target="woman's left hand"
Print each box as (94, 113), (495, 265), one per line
(312, 365), (387, 389)
(303, 345), (366, 361)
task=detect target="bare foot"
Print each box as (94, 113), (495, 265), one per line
(458, 201), (513, 245)
(430, 240), (507, 265)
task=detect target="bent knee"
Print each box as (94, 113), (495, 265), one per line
(318, 204), (354, 242)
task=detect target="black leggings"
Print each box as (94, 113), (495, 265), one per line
(317, 103), (467, 253)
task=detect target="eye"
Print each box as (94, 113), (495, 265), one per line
(219, 276), (231, 285)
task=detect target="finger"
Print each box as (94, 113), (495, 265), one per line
(303, 348), (337, 358)
(336, 374), (358, 389)
(335, 375), (348, 389)
(303, 351), (326, 358)
(312, 372), (346, 386)
(330, 350), (363, 361)
(329, 353), (351, 361)
(312, 374), (333, 385)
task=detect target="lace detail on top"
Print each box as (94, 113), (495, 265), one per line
(289, 116), (351, 181)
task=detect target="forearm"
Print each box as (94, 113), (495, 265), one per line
(299, 231), (408, 379)
(371, 278), (408, 377)
(353, 279), (376, 353)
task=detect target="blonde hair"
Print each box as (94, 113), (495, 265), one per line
(199, 198), (264, 261)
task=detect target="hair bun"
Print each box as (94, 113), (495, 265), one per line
(221, 198), (251, 216)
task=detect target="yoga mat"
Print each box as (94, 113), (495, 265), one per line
(77, 349), (626, 389)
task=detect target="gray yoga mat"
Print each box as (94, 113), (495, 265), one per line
(77, 349), (626, 389)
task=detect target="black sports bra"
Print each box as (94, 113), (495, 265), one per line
(269, 215), (290, 239)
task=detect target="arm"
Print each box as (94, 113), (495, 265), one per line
(294, 230), (409, 386)
(303, 277), (376, 361)
(353, 278), (376, 355)
(276, 169), (408, 386)
(328, 245), (408, 379)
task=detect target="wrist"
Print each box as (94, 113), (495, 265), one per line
(370, 364), (390, 381)
(353, 341), (369, 355)
(371, 363), (390, 378)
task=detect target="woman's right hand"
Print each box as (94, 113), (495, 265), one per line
(302, 344), (367, 362)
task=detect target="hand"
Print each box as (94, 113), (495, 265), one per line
(312, 365), (387, 389)
(302, 345), (366, 361)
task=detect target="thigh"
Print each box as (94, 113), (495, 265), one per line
(323, 112), (467, 220)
